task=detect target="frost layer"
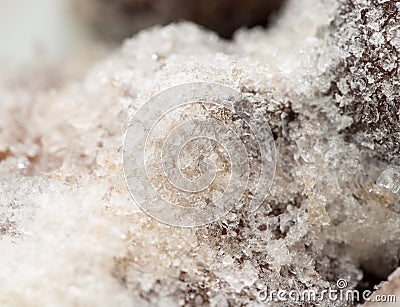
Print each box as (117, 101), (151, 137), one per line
(0, 0), (399, 306)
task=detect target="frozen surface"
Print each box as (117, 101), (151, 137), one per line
(0, 0), (399, 306)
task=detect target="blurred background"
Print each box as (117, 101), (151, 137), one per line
(0, 0), (286, 70)
(0, 0), (90, 69)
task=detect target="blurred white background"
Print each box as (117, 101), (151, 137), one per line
(0, 0), (92, 69)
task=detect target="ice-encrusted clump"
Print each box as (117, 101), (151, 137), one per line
(321, 0), (400, 165)
(0, 0), (400, 306)
(377, 167), (400, 194)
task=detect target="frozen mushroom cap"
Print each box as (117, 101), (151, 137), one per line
(0, 0), (400, 306)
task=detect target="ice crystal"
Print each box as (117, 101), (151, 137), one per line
(0, 0), (400, 306)
(322, 0), (400, 165)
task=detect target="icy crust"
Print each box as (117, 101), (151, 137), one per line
(0, 1), (399, 306)
(322, 0), (400, 165)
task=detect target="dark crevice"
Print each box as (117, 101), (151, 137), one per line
(354, 269), (387, 304)
(0, 148), (11, 161)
